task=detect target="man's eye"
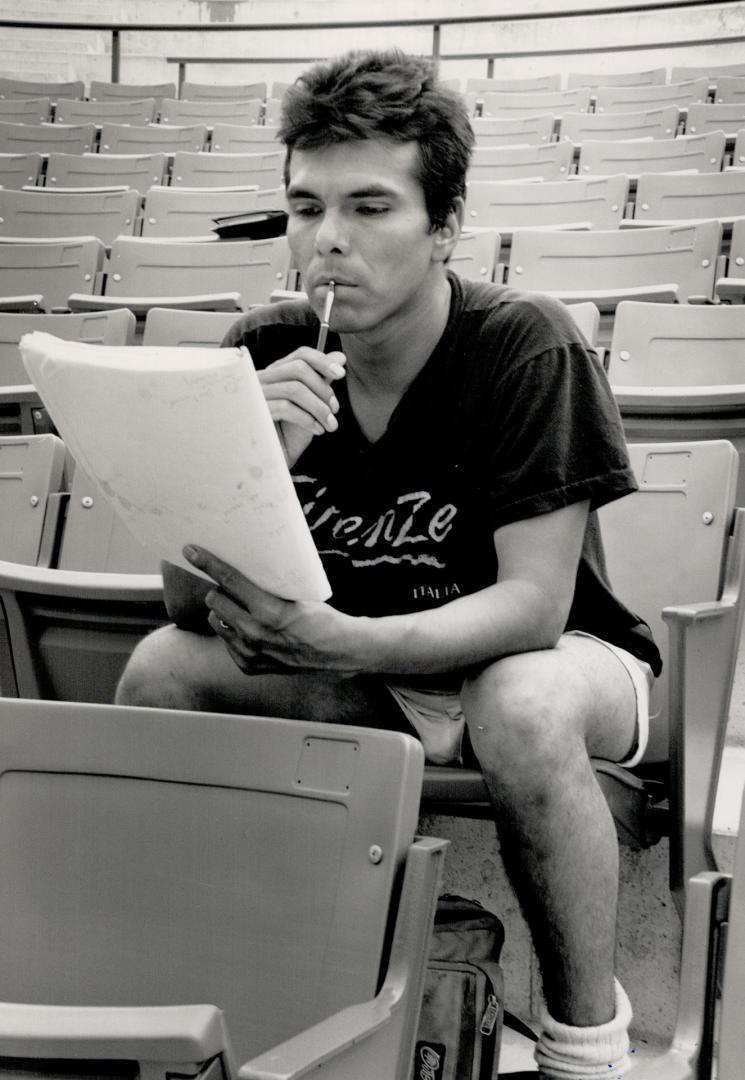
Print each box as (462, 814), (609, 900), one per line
(291, 205), (321, 218)
(356, 204), (389, 216)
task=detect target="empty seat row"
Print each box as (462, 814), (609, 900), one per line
(0, 96), (285, 128)
(0, 119), (285, 156)
(0, 76), (287, 104)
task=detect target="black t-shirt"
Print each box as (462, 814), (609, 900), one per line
(223, 273), (662, 679)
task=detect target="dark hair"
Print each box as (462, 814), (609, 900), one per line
(278, 49), (474, 230)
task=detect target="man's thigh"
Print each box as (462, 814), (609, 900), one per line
(462, 633), (644, 766)
(122, 622), (408, 729)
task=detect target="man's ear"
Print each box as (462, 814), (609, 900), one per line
(431, 196), (464, 263)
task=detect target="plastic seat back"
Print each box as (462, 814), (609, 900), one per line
(715, 75), (745, 106)
(507, 220), (722, 306)
(0, 77), (84, 102)
(594, 78), (709, 113)
(0, 236), (105, 312)
(0, 309), (135, 385)
(481, 86), (591, 117)
(449, 229), (500, 283)
(0, 121), (95, 155)
(99, 123), (207, 154)
(142, 307), (240, 346)
(466, 174), (628, 232)
(172, 150), (284, 189)
(159, 97), (263, 127)
(0, 433), (65, 564)
(0, 152), (42, 190)
(466, 73), (562, 95)
(180, 80), (267, 101)
(560, 106), (680, 143)
(0, 188), (140, 245)
(0, 699), (429, 1070)
(46, 151), (168, 193)
(672, 61), (745, 86)
(141, 185), (260, 238)
(566, 68), (667, 90)
(687, 103), (745, 136)
(578, 131), (726, 176)
(54, 97), (157, 126)
(468, 142), (574, 181)
(716, 217), (745, 302)
(633, 169), (745, 225)
(89, 79), (177, 108)
(0, 97), (51, 124)
(470, 114), (556, 147)
(210, 122), (282, 153)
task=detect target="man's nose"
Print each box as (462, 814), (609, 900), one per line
(314, 209), (348, 255)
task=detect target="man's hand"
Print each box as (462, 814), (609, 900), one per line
(257, 346), (346, 467)
(184, 544), (369, 676)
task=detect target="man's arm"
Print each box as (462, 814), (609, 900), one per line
(182, 499), (590, 675)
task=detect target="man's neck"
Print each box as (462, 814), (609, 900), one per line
(340, 274), (452, 398)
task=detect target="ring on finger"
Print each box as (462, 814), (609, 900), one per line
(218, 618), (230, 631)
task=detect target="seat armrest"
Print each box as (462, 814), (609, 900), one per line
(0, 559), (164, 599)
(716, 276), (745, 302)
(540, 284), (680, 309)
(67, 292), (245, 315)
(0, 295), (45, 313)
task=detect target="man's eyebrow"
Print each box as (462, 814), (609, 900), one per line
(286, 183), (399, 200)
(286, 186), (318, 200)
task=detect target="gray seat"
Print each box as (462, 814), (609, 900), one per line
(481, 86), (591, 117)
(0, 236), (105, 314)
(716, 217), (745, 302)
(0, 97), (51, 124)
(0, 77), (84, 102)
(0, 121), (95, 155)
(141, 185), (262, 239)
(99, 122), (207, 154)
(686, 103), (745, 137)
(89, 79), (177, 109)
(0, 152), (42, 190)
(0, 188), (140, 246)
(470, 114), (557, 147)
(159, 97), (263, 127)
(171, 150), (284, 189)
(577, 132), (726, 178)
(45, 151), (168, 193)
(466, 174), (628, 235)
(593, 79), (709, 114)
(566, 68), (667, 90)
(210, 122), (282, 153)
(180, 80), (267, 101)
(467, 142), (574, 182)
(560, 106), (680, 144)
(54, 97), (157, 126)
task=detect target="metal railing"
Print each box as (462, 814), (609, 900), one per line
(0, 1), (743, 84)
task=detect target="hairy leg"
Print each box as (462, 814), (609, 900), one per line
(461, 634), (639, 1027)
(115, 623), (407, 729)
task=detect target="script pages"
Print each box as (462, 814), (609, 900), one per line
(20, 331), (331, 601)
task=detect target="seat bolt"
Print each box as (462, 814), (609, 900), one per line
(369, 845), (383, 864)
(702, 512), (714, 525)
(29, 495), (39, 507)
(82, 496), (94, 509)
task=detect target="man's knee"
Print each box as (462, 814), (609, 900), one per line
(462, 649), (585, 782)
(115, 624), (206, 709)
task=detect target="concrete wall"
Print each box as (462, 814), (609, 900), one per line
(0, 1), (743, 90)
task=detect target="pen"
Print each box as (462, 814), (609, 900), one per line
(316, 280), (335, 352)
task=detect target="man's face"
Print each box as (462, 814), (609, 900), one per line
(285, 138), (450, 338)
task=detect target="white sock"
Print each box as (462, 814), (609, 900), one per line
(534, 978), (634, 1079)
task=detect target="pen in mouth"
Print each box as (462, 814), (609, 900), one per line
(316, 280), (335, 352)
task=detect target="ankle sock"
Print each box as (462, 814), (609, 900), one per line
(534, 978), (634, 1079)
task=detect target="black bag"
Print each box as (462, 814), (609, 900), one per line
(414, 895), (505, 1080)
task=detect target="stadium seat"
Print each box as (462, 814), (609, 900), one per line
(171, 150), (284, 188)
(0, 236), (105, 313)
(180, 80), (268, 101)
(577, 131), (726, 177)
(716, 216), (745, 301)
(566, 68), (667, 90)
(607, 302), (745, 500)
(0, 698), (442, 1080)
(632, 790), (745, 1080)
(89, 79), (177, 108)
(0, 77), (84, 102)
(0, 433), (66, 565)
(448, 228), (500, 283)
(627, 169), (745, 236)
(465, 174), (628, 235)
(422, 439), (745, 909)
(0, 151), (42, 190)
(210, 122), (283, 153)
(672, 61), (745, 90)
(467, 142), (574, 182)
(0, 188), (140, 246)
(686, 103), (745, 138)
(470, 114), (557, 146)
(0, 121), (95, 155)
(594, 78), (709, 114)
(261, 97), (283, 125)
(714, 75), (745, 106)
(45, 151), (168, 192)
(506, 220), (722, 310)
(158, 97), (263, 127)
(466, 73), (562, 95)
(141, 185), (263, 238)
(0, 97), (51, 124)
(99, 122), (207, 154)
(142, 306), (240, 346)
(54, 97), (157, 126)
(66, 234), (290, 316)
(733, 128), (745, 168)
(560, 105), (680, 143)
(481, 86), (591, 117)
(0, 308), (135, 386)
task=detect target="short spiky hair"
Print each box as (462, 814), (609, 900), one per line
(278, 49), (474, 230)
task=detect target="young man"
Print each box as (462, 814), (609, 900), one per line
(117, 50), (661, 1079)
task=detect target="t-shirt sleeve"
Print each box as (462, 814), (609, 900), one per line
(483, 337), (635, 531)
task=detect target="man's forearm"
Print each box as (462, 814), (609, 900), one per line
(353, 579), (569, 677)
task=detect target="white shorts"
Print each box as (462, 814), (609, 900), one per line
(385, 630), (654, 768)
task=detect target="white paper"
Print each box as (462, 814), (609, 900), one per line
(20, 331), (331, 601)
